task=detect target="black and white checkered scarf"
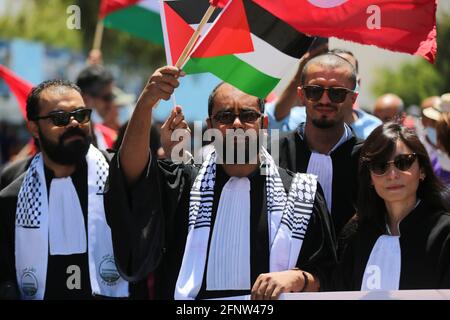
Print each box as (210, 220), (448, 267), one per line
(15, 145), (128, 299)
(175, 147), (318, 299)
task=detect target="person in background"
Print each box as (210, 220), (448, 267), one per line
(265, 39), (328, 132)
(266, 47), (381, 140)
(416, 96), (441, 156)
(423, 94), (450, 185)
(276, 52), (363, 236)
(76, 65), (117, 149)
(373, 93), (405, 123)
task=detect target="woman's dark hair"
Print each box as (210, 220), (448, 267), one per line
(357, 122), (448, 231)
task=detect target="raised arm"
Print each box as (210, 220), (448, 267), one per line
(274, 43), (328, 121)
(119, 66), (185, 185)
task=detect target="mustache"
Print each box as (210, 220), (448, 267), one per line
(60, 127), (87, 142)
(314, 103), (338, 110)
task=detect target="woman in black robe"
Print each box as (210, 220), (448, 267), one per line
(334, 122), (450, 291)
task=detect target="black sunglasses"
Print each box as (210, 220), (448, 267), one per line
(33, 108), (92, 127)
(212, 110), (262, 124)
(368, 153), (417, 176)
(301, 85), (355, 103)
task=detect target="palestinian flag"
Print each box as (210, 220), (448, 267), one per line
(99, 0), (163, 44)
(161, 0), (314, 98)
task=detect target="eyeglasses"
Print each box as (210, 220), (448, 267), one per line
(212, 110), (262, 124)
(368, 153), (417, 176)
(33, 109), (92, 127)
(301, 85), (355, 103)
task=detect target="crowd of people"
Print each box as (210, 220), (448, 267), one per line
(1, 48), (450, 300)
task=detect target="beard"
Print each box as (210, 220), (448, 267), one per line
(311, 104), (340, 129)
(311, 117), (338, 129)
(38, 127), (92, 165)
(216, 129), (260, 165)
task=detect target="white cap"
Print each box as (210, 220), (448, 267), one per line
(423, 93), (450, 121)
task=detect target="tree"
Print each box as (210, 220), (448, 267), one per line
(372, 14), (450, 106)
(0, 0), (165, 69)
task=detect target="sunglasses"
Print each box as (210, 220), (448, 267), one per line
(368, 153), (417, 176)
(212, 110), (262, 124)
(301, 85), (355, 103)
(33, 108), (92, 127)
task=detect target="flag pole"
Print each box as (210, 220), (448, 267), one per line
(92, 20), (105, 50)
(174, 4), (217, 68)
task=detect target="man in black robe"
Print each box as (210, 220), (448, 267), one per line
(104, 66), (337, 300)
(0, 80), (141, 299)
(274, 53), (363, 236)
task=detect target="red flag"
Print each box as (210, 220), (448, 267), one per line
(0, 64), (33, 118)
(192, 0), (253, 58)
(99, 0), (140, 18)
(209, 0), (229, 8)
(253, 0), (437, 63)
(161, 0), (253, 65)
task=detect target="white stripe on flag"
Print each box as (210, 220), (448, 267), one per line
(235, 34), (299, 80)
(139, 0), (160, 13)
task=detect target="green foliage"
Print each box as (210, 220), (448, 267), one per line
(0, 0), (82, 49)
(372, 60), (442, 107)
(76, 0), (165, 68)
(0, 0), (165, 68)
(372, 14), (450, 106)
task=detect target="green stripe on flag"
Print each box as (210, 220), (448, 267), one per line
(104, 5), (163, 44)
(184, 55), (279, 98)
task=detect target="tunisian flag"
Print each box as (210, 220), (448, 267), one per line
(0, 64), (33, 118)
(253, 0), (437, 63)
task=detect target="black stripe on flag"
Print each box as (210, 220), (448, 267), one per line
(165, 0), (222, 24)
(243, 0), (314, 59)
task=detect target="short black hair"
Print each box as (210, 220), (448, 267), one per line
(26, 79), (81, 121)
(207, 82), (265, 117)
(329, 48), (359, 73)
(300, 52), (357, 89)
(76, 65), (114, 96)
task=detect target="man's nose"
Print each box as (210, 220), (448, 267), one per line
(67, 116), (81, 128)
(318, 89), (332, 104)
(232, 115), (244, 128)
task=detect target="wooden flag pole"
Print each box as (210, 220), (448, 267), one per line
(174, 5), (216, 68)
(92, 20), (105, 50)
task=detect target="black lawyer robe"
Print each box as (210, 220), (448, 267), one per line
(0, 154), (147, 299)
(332, 200), (450, 291)
(104, 154), (338, 299)
(273, 128), (363, 236)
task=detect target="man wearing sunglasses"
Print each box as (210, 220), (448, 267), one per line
(276, 53), (364, 237)
(0, 80), (132, 299)
(76, 65), (117, 150)
(104, 66), (337, 300)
